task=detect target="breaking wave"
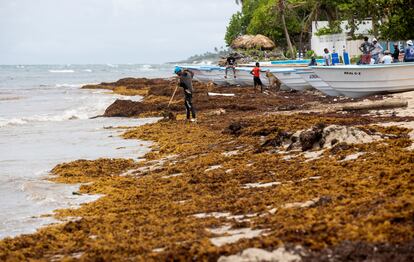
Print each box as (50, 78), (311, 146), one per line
(0, 101), (109, 128)
(55, 83), (83, 88)
(140, 64), (153, 71)
(48, 70), (75, 73)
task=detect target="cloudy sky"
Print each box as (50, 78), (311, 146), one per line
(0, 0), (240, 64)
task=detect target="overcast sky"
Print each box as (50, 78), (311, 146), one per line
(0, 0), (240, 64)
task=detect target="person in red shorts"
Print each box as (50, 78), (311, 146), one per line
(250, 62), (263, 93)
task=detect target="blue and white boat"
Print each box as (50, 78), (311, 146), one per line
(181, 65), (220, 83)
(233, 67), (271, 87)
(181, 65), (265, 87)
(312, 63), (414, 98)
(240, 59), (325, 67)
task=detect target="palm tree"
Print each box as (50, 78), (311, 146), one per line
(278, 0), (295, 58)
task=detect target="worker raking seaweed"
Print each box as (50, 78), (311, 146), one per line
(174, 66), (196, 122)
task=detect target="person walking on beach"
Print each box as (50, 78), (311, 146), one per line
(225, 54), (237, 79)
(403, 40), (414, 62)
(359, 37), (374, 64)
(371, 38), (383, 64)
(392, 43), (400, 63)
(250, 62), (263, 93)
(323, 48), (331, 66)
(174, 67), (196, 122)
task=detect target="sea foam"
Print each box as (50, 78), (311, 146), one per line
(140, 64), (153, 71)
(48, 69), (75, 73)
(55, 83), (83, 88)
(1, 106), (99, 127)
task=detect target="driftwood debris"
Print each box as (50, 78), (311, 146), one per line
(341, 100), (408, 111)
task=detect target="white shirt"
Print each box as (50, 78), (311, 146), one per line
(381, 55), (392, 64)
(323, 53), (331, 66)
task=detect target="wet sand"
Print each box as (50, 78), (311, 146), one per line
(1, 78), (413, 261)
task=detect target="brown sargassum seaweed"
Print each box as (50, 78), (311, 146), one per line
(1, 79), (413, 261)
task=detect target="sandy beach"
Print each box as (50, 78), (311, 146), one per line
(1, 78), (413, 261)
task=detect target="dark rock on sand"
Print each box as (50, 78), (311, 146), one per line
(299, 123), (326, 151)
(261, 131), (291, 148)
(330, 142), (353, 154)
(104, 99), (149, 117)
(224, 122), (246, 136)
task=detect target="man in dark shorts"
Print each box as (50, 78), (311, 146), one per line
(250, 62), (263, 93)
(392, 43), (400, 63)
(174, 67), (196, 122)
(359, 37), (375, 64)
(225, 54), (237, 79)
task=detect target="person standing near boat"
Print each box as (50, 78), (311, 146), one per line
(403, 40), (414, 62)
(359, 37), (375, 64)
(174, 67), (196, 122)
(392, 43), (400, 63)
(250, 62), (263, 93)
(380, 50), (393, 64)
(371, 38), (383, 64)
(323, 48), (331, 66)
(225, 54), (237, 79)
(308, 53), (317, 66)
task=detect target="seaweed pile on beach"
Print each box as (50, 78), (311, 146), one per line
(1, 78), (413, 261)
(83, 77), (386, 119)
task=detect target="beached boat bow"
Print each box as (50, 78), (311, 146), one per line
(295, 68), (342, 96)
(312, 63), (414, 98)
(267, 68), (312, 91)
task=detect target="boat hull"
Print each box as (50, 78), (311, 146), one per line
(234, 68), (270, 87)
(269, 68), (312, 91)
(296, 70), (342, 96)
(312, 63), (414, 98)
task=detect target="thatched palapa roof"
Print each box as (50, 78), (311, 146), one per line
(231, 34), (275, 50)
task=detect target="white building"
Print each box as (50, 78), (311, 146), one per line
(311, 20), (373, 57)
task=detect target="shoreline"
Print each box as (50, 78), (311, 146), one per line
(0, 114), (158, 240)
(1, 78), (414, 260)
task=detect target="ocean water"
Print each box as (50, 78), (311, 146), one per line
(0, 64), (173, 239)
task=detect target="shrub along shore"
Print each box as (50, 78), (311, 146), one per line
(1, 78), (413, 261)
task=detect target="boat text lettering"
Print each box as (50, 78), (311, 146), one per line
(344, 72), (361, 76)
(309, 74), (319, 79)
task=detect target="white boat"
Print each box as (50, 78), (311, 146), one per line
(182, 65), (219, 83)
(295, 68), (342, 96)
(182, 65), (234, 86)
(239, 59), (325, 67)
(181, 63), (311, 89)
(182, 65), (268, 87)
(211, 67), (237, 86)
(267, 68), (312, 91)
(311, 63), (414, 98)
(233, 67), (253, 86)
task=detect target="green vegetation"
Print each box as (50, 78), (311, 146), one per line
(173, 47), (230, 64)
(227, 0), (414, 56)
